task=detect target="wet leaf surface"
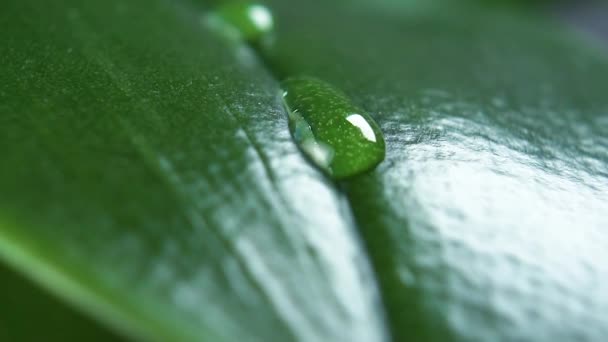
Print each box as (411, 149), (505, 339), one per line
(262, 0), (608, 340)
(0, 0), (385, 340)
(1, 0), (607, 341)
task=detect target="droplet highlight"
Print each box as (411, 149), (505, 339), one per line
(205, 2), (274, 43)
(282, 77), (385, 179)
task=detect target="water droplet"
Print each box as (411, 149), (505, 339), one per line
(205, 2), (274, 43)
(282, 77), (385, 179)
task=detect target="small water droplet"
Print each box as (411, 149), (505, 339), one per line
(205, 2), (274, 43)
(282, 77), (385, 179)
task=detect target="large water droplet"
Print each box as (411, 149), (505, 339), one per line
(282, 77), (385, 179)
(205, 2), (274, 43)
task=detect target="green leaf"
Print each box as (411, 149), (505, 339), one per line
(261, 0), (608, 340)
(0, 262), (120, 341)
(0, 0), (386, 340)
(2, 0), (608, 341)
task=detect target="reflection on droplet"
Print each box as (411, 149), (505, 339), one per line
(205, 2), (274, 42)
(346, 114), (377, 142)
(281, 77), (385, 179)
(248, 5), (273, 32)
(301, 140), (335, 168)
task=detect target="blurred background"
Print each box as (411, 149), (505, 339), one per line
(550, 1), (608, 45)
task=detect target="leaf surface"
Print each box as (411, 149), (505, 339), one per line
(262, 1), (608, 340)
(0, 1), (386, 340)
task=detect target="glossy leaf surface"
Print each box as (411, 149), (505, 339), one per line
(262, 0), (608, 340)
(0, 0), (385, 340)
(1, 0), (608, 341)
